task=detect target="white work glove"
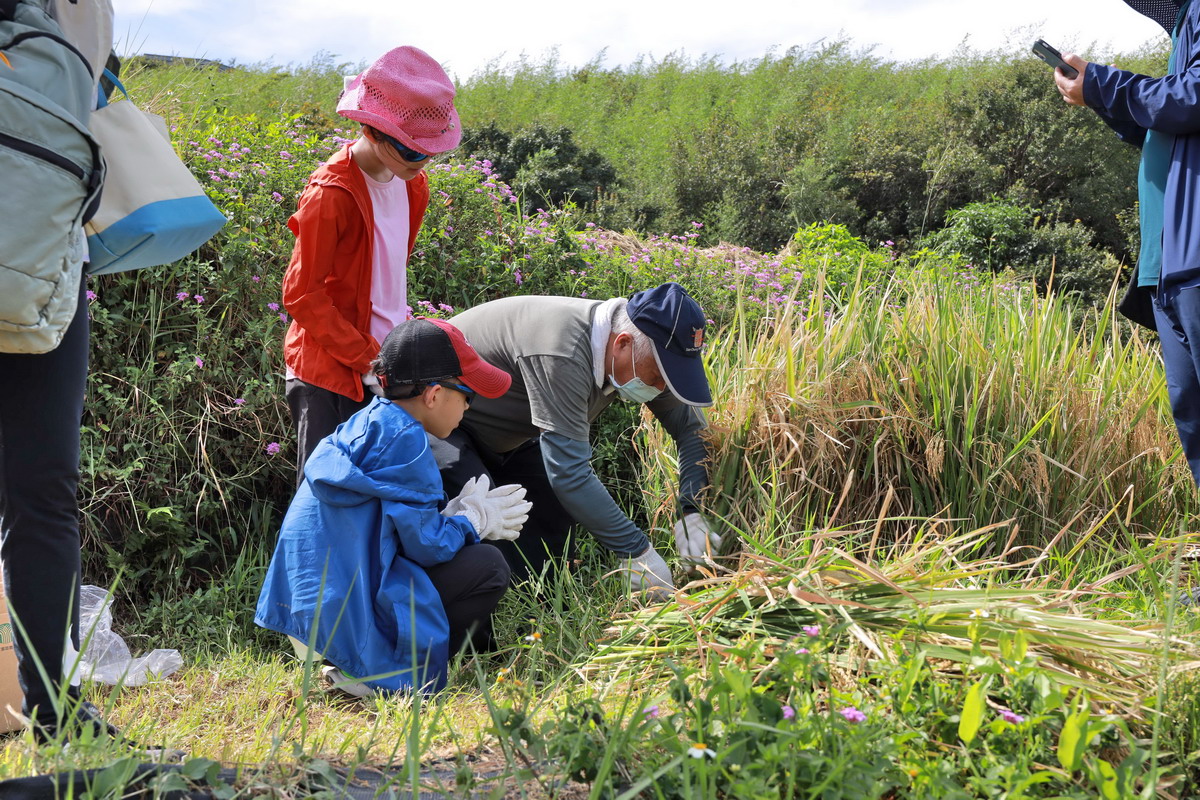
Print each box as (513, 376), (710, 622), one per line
(362, 372), (384, 397)
(441, 475), (491, 534)
(673, 512), (722, 571)
(441, 476), (533, 541)
(623, 545), (675, 603)
(483, 482), (532, 540)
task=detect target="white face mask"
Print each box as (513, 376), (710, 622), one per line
(609, 344), (662, 404)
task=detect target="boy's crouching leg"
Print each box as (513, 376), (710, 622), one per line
(427, 544), (510, 656)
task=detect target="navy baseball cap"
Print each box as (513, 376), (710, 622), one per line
(627, 283), (712, 407)
(1121, 0), (1183, 32)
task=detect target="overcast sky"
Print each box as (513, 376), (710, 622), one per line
(109, 0), (1170, 80)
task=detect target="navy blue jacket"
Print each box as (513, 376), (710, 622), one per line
(255, 398), (478, 692)
(1085, 1), (1200, 304)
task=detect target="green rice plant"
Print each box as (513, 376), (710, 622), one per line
(637, 259), (1193, 559)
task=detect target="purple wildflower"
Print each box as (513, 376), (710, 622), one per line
(642, 705), (659, 718)
(803, 625), (820, 637)
(781, 705), (795, 720)
(999, 709), (1025, 725)
(838, 707), (866, 723)
(86, 290), (97, 302)
(194, 357), (204, 368)
(234, 398), (245, 406)
(267, 302), (280, 311)
(193, 294), (205, 304)
(176, 291), (190, 301)
(265, 442), (282, 456)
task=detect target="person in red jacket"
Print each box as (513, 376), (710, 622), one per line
(283, 45), (461, 483)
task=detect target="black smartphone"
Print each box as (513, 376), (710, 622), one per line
(1032, 39), (1079, 79)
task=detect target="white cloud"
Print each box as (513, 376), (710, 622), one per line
(109, 0), (1171, 78)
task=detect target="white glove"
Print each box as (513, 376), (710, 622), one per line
(362, 372), (384, 397)
(441, 476), (533, 541)
(484, 482), (532, 540)
(441, 475), (490, 534)
(623, 545), (674, 602)
(674, 512), (722, 570)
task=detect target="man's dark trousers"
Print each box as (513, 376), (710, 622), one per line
(1154, 286), (1200, 484)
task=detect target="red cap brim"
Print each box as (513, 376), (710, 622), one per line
(423, 319), (511, 398)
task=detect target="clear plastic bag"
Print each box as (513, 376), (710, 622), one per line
(63, 585), (182, 687)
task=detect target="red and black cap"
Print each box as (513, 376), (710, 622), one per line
(375, 318), (510, 399)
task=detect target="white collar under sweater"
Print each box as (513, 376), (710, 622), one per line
(590, 297), (625, 393)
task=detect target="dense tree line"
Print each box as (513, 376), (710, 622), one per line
(455, 41), (1167, 297)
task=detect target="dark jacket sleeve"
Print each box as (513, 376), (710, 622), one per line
(646, 397), (710, 512)
(1092, 107), (1148, 148)
(1085, 63), (1200, 136)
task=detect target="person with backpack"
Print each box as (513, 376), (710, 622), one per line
(282, 45), (461, 485)
(0, 0), (126, 743)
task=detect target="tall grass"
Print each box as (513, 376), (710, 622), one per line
(639, 261), (1192, 558)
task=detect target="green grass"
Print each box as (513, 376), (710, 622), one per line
(10, 260), (1200, 796)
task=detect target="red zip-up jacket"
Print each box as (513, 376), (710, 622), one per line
(282, 144), (430, 401)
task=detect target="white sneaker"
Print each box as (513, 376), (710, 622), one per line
(319, 665), (373, 698)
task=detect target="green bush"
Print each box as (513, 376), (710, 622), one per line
(924, 199), (1119, 303)
(460, 123), (617, 215)
(924, 199), (1032, 273)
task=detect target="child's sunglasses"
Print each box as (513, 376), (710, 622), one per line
(376, 130), (431, 163)
(436, 382), (476, 406)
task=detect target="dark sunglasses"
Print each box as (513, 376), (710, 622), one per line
(436, 381), (476, 406)
(376, 129), (431, 163)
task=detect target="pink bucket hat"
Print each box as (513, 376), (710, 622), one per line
(337, 46), (461, 155)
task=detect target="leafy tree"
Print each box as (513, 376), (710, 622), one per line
(462, 123), (618, 213)
(942, 59), (1139, 257)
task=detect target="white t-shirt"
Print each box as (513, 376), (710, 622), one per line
(285, 170), (412, 384)
(363, 170), (411, 345)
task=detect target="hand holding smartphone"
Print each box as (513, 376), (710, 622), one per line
(1032, 39), (1080, 79)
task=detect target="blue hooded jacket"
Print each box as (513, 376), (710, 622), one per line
(1084, 0), (1199, 305)
(255, 397), (478, 692)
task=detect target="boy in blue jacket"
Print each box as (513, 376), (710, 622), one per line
(256, 318), (532, 694)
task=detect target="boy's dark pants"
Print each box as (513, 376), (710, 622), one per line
(0, 286), (88, 726)
(285, 379), (370, 487)
(1155, 287), (1200, 486)
(425, 544), (510, 654)
(429, 428), (577, 584)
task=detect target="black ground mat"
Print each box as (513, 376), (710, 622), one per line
(0, 760), (510, 799)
